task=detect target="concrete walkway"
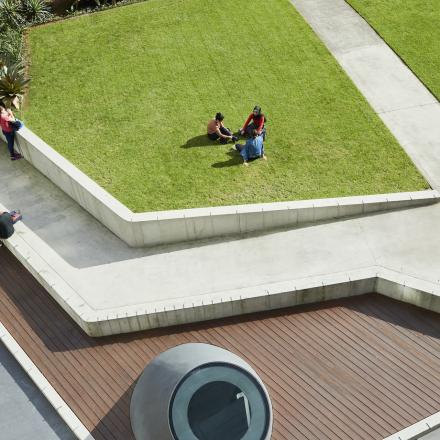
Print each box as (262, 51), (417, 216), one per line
(0, 0), (439, 334)
(0, 342), (75, 440)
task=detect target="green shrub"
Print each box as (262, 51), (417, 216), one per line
(0, 27), (24, 65)
(0, 0), (24, 31)
(20, 0), (52, 24)
(0, 62), (30, 108)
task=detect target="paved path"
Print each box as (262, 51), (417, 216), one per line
(0, 342), (75, 440)
(291, 0), (440, 190)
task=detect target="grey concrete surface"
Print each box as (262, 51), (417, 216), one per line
(0, 342), (75, 440)
(419, 428), (440, 440)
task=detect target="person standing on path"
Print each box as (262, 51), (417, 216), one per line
(0, 102), (22, 161)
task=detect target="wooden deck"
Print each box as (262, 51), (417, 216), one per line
(1, 246), (440, 440)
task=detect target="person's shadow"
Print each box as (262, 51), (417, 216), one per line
(181, 135), (214, 148)
(212, 150), (242, 168)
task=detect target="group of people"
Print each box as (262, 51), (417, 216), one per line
(1, 102), (22, 161)
(207, 105), (267, 166)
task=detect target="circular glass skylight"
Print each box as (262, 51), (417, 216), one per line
(169, 362), (270, 440)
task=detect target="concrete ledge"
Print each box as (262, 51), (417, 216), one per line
(0, 322), (94, 440)
(79, 268), (440, 337)
(3, 129), (438, 247)
(383, 410), (440, 440)
(3, 210), (440, 337)
(0, 202), (96, 337)
(3, 213), (440, 336)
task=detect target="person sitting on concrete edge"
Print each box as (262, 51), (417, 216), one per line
(235, 129), (267, 166)
(0, 211), (22, 243)
(207, 112), (238, 144)
(0, 102), (23, 161)
(239, 105), (267, 140)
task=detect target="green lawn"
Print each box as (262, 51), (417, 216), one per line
(25, 0), (427, 212)
(346, 0), (440, 99)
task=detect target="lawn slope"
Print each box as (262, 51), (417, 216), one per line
(25, 0), (427, 211)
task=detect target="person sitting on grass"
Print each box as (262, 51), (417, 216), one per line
(235, 129), (267, 166)
(0, 211), (22, 242)
(207, 112), (238, 144)
(239, 105), (266, 140)
(0, 102), (22, 161)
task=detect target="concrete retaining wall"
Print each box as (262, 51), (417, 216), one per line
(5, 128), (439, 247)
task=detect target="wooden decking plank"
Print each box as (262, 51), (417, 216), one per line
(2, 248), (440, 440)
(318, 307), (434, 415)
(358, 299), (440, 368)
(271, 311), (407, 432)
(331, 307), (440, 409)
(0, 262), (131, 432)
(295, 307), (419, 426)
(213, 322), (362, 440)
(246, 317), (381, 440)
(205, 326), (325, 440)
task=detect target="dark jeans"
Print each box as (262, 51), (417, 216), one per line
(245, 123), (266, 140)
(2, 130), (15, 156)
(208, 126), (233, 144)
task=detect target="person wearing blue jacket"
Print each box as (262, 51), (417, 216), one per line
(235, 129), (267, 166)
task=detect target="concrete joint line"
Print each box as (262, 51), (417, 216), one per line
(0, 322), (94, 440)
(377, 102), (439, 116)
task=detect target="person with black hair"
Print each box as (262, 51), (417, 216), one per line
(0, 211), (22, 241)
(207, 112), (238, 144)
(240, 106), (267, 140)
(0, 102), (22, 161)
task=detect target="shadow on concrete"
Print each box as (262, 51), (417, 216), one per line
(0, 342), (76, 439)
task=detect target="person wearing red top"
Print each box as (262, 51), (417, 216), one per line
(0, 102), (22, 160)
(240, 106), (266, 140)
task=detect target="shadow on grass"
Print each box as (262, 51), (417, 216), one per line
(212, 150), (242, 168)
(181, 134), (215, 148)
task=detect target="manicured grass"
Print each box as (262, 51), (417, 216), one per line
(346, 0), (440, 99)
(25, 0), (427, 212)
